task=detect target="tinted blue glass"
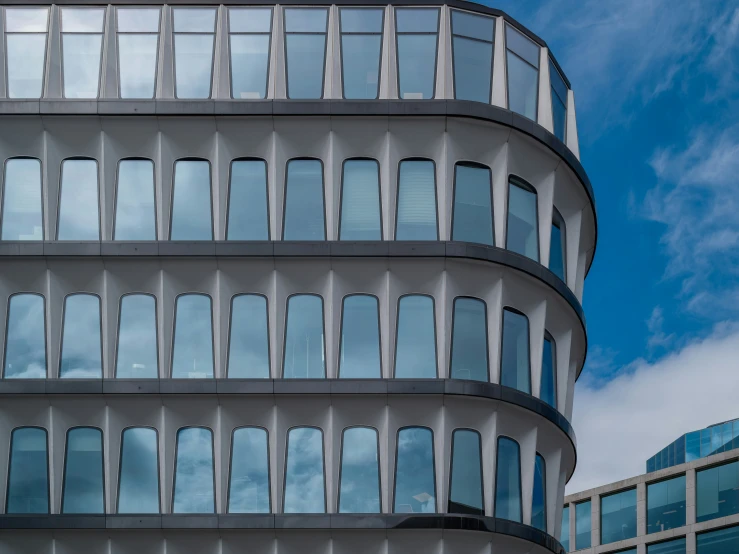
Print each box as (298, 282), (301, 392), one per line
(284, 427), (325, 513)
(229, 9), (271, 99)
(541, 336), (557, 408)
(601, 488), (637, 544)
(507, 181), (539, 260)
(339, 427), (381, 513)
(675, 435), (686, 465)
(283, 159), (325, 240)
(173, 427), (214, 513)
(647, 475), (686, 533)
(395, 8), (438, 33)
(118, 34), (158, 99)
(500, 309), (531, 393)
(451, 11), (493, 103)
(3, 294), (46, 379)
(649, 537), (686, 554)
(696, 460), (739, 522)
(283, 295), (325, 379)
(6, 427), (48, 513)
(118, 427), (159, 513)
(507, 47), (538, 120)
(116, 294), (158, 378)
(284, 8), (327, 32)
(549, 59), (567, 142)
(449, 430), (483, 514)
(575, 500), (591, 549)
(495, 437), (521, 522)
(341, 8), (383, 100)
(397, 34), (437, 99)
(114, 159), (156, 240)
(227, 160), (269, 240)
(701, 428), (711, 457)
(171, 294), (214, 378)
(171, 160), (212, 240)
(396, 160), (437, 240)
(394, 427), (436, 513)
(394, 295), (437, 378)
(339, 295), (381, 378)
(229, 7), (271, 32)
(341, 8), (383, 33)
(5, 8), (48, 99)
(1, 158), (43, 240)
(452, 164), (493, 245)
(174, 34), (214, 98)
(62, 33), (103, 98)
(59, 294), (102, 378)
(57, 159), (99, 240)
(532, 455), (546, 531)
(62, 427), (104, 513)
(450, 297), (488, 382)
(561, 506), (570, 552)
(284, 9), (328, 99)
(647, 456), (656, 473)
(340, 160), (381, 239)
(228, 427), (270, 513)
(227, 295), (270, 379)
(697, 525), (739, 554)
(452, 10), (494, 41)
(505, 25), (538, 67)
(550, 219), (566, 281)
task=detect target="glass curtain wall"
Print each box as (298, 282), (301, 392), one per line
(575, 500), (591, 549)
(601, 488), (637, 544)
(647, 475), (686, 534)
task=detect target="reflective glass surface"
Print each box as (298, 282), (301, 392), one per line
(117, 8), (160, 98)
(550, 59), (568, 142)
(396, 8), (439, 99)
(229, 8), (272, 99)
(339, 427), (381, 513)
(507, 180), (538, 260)
(340, 159), (382, 240)
(62, 8), (104, 98)
(173, 8), (216, 32)
(601, 488), (637, 544)
(696, 460), (739, 523)
(283, 159), (325, 240)
(394, 427), (436, 513)
(171, 294), (214, 378)
(550, 217), (566, 281)
(173, 427), (215, 513)
(452, 163), (493, 245)
(449, 429), (483, 515)
(228, 427), (270, 513)
(2, 158), (43, 240)
(284, 8), (328, 98)
(227, 160), (269, 240)
(575, 500), (591, 549)
(57, 159), (99, 240)
(173, 8), (216, 98)
(5, 8), (48, 98)
(117, 427), (159, 513)
(59, 294), (102, 378)
(451, 11), (494, 103)
(170, 160), (212, 240)
(396, 160), (437, 240)
(561, 505), (570, 552)
(3, 294), (46, 379)
(697, 525), (739, 554)
(649, 537), (687, 554)
(495, 437), (521, 522)
(228, 295), (270, 378)
(339, 295), (381, 378)
(116, 294), (158, 378)
(62, 427), (104, 513)
(647, 475), (686, 534)
(394, 295), (437, 378)
(505, 25), (539, 120)
(6, 427), (48, 513)
(114, 159), (156, 240)
(541, 335), (557, 408)
(532, 454), (546, 531)
(500, 309), (530, 393)
(340, 8), (383, 99)
(283, 295), (325, 379)
(450, 297), (488, 382)
(284, 427), (325, 513)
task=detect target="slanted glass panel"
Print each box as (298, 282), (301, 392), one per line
(394, 427), (436, 513)
(171, 294), (214, 378)
(561, 505), (570, 552)
(6, 427), (49, 513)
(117, 8), (160, 98)
(62, 427), (104, 514)
(3, 294), (46, 379)
(283, 295), (325, 379)
(284, 8), (329, 99)
(117, 427), (159, 513)
(57, 159), (100, 240)
(647, 475), (686, 534)
(339, 159), (382, 240)
(115, 294), (158, 378)
(173, 427), (215, 513)
(575, 500), (592, 550)
(5, 8), (49, 98)
(59, 294), (102, 378)
(697, 526), (739, 554)
(495, 437), (522, 522)
(449, 429), (483, 515)
(61, 8), (105, 98)
(394, 295), (437, 378)
(228, 427), (270, 513)
(226, 160), (269, 240)
(450, 297), (488, 382)
(648, 538), (687, 554)
(601, 488), (637, 544)
(339, 295), (381, 378)
(550, 210), (566, 281)
(507, 179), (539, 261)
(173, 8), (216, 98)
(696, 460), (739, 523)
(500, 309), (531, 393)
(505, 24), (539, 120)
(229, 8), (272, 99)
(540, 334), (557, 409)
(1, 158), (43, 240)
(532, 454), (547, 531)
(451, 10), (494, 103)
(114, 159), (156, 240)
(284, 427), (325, 513)
(339, 427), (381, 513)
(283, 159), (325, 241)
(451, 163), (493, 245)
(340, 8), (384, 99)
(227, 294), (270, 379)
(550, 59), (568, 142)
(396, 159), (437, 240)
(170, 160), (213, 240)
(395, 8), (439, 99)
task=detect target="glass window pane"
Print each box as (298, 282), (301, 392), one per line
(117, 427), (159, 513)
(173, 8), (216, 32)
(495, 437), (522, 522)
(228, 427), (270, 513)
(340, 159), (381, 240)
(507, 180), (539, 261)
(6, 427), (49, 514)
(549, 59), (568, 103)
(171, 294), (214, 378)
(227, 160), (269, 240)
(62, 8), (104, 32)
(505, 25), (539, 68)
(230, 34), (270, 99)
(550, 217), (566, 280)
(284, 427), (325, 513)
(697, 526), (739, 554)
(541, 335), (557, 409)
(575, 500), (592, 550)
(339, 427), (381, 513)
(397, 34), (438, 100)
(285, 34), (326, 99)
(696, 460), (739, 523)
(174, 35), (215, 98)
(62, 427), (104, 513)
(507, 52), (539, 120)
(450, 297), (488, 382)
(284, 8), (327, 32)
(452, 35), (493, 104)
(686, 431), (701, 462)
(396, 160), (437, 240)
(396, 8), (438, 33)
(341, 8), (383, 33)
(283, 159), (325, 240)
(340, 9), (383, 100)
(114, 159), (156, 240)
(115, 294), (158, 378)
(648, 475), (686, 534)
(452, 163), (493, 245)
(62, 34), (102, 98)
(57, 159), (99, 240)
(3, 294), (46, 379)
(6, 23), (47, 99)
(394, 427), (436, 513)
(230, 8), (272, 33)
(451, 11), (494, 42)
(449, 429), (483, 515)
(227, 295), (270, 379)
(561, 506), (570, 552)
(118, 34), (158, 99)
(2, 159), (43, 240)
(59, 294), (102, 378)
(601, 488), (637, 544)
(170, 160), (212, 240)
(394, 295), (437, 378)
(339, 295), (381, 379)
(500, 309), (531, 393)
(532, 454), (547, 531)
(6, 8), (49, 32)
(550, 59), (568, 142)
(117, 8), (160, 32)
(648, 537), (686, 554)
(283, 295), (325, 379)
(173, 427), (214, 513)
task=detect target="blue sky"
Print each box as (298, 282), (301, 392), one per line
(481, 0), (739, 491)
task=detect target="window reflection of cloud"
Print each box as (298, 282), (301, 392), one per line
(171, 160), (212, 239)
(395, 295), (437, 378)
(173, 427), (214, 513)
(115, 160), (156, 239)
(394, 427), (436, 513)
(58, 160), (99, 240)
(339, 296), (381, 378)
(228, 295), (270, 378)
(118, 428), (159, 513)
(339, 428), (380, 513)
(4, 294), (46, 378)
(284, 427), (325, 513)
(62, 34), (103, 98)
(229, 428), (269, 513)
(172, 294), (214, 378)
(283, 295), (325, 379)
(116, 295), (158, 378)
(62, 427), (104, 514)
(60, 294), (102, 378)
(2, 158), (43, 239)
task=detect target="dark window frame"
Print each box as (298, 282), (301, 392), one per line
(394, 157), (439, 240)
(447, 427), (484, 515)
(1, 156), (45, 240)
(505, 174), (540, 262)
(392, 424), (437, 514)
(449, 8), (495, 103)
(338, 157), (383, 240)
(3, 7), (50, 99)
(338, 6), (385, 100)
(58, 291), (104, 378)
(226, 425), (272, 513)
(56, 157), (102, 241)
(282, 6), (330, 100)
(227, 6), (274, 100)
(338, 292), (383, 379)
(115, 6), (162, 99)
(61, 425), (105, 514)
(449, 295), (490, 382)
(450, 160), (494, 245)
(392, 293), (439, 378)
(169, 291), (216, 379)
(225, 292), (271, 378)
(225, 157), (270, 241)
(493, 434), (523, 522)
(116, 425), (161, 514)
(393, 6), (441, 100)
(499, 305), (531, 392)
(168, 157), (214, 241)
(59, 6), (106, 100)
(503, 22), (540, 121)
(112, 157), (158, 240)
(281, 157), (327, 241)
(282, 425), (327, 513)
(2, 291), (48, 379)
(281, 292), (327, 379)
(171, 425), (217, 513)
(114, 292), (160, 378)
(337, 425), (382, 513)
(171, 6), (217, 100)
(5, 425), (50, 514)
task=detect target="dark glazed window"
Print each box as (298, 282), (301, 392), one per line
(171, 294), (214, 378)
(57, 159), (100, 240)
(575, 500), (591, 549)
(601, 488), (637, 544)
(229, 8), (272, 99)
(6, 427), (49, 514)
(507, 177), (539, 261)
(283, 159), (326, 240)
(395, 8), (439, 99)
(227, 294), (270, 379)
(394, 427), (436, 513)
(561, 505), (570, 552)
(451, 10), (494, 103)
(283, 294), (325, 379)
(696, 460), (739, 523)
(340, 159), (382, 240)
(550, 59), (568, 142)
(532, 454), (547, 531)
(229, 427), (270, 513)
(448, 429), (483, 515)
(648, 538), (686, 554)
(396, 159), (438, 240)
(500, 308), (531, 393)
(4, 8), (49, 98)
(284, 8), (329, 99)
(116, 294), (158, 378)
(61, 7), (105, 98)
(116, 8), (160, 98)
(505, 24), (539, 120)
(59, 293), (102, 378)
(114, 159), (156, 240)
(339, 427), (381, 513)
(1, 158), (43, 240)
(450, 297), (488, 382)
(284, 427), (326, 513)
(394, 295), (437, 378)
(226, 159), (269, 240)
(452, 162), (494, 245)
(62, 427), (104, 514)
(3, 293), (46, 379)
(173, 427), (215, 513)
(172, 8), (216, 99)
(495, 436), (522, 522)
(647, 475), (686, 533)
(339, 295), (381, 379)
(550, 208), (566, 281)
(170, 160), (213, 240)
(541, 333), (557, 409)
(117, 427), (159, 513)
(340, 8), (384, 99)
(698, 525), (739, 554)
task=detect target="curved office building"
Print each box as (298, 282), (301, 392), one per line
(0, 1), (596, 553)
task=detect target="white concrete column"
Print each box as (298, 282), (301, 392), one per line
(686, 532), (697, 554)
(637, 482), (647, 536)
(566, 90), (581, 159)
(537, 47), (553, 133)
(591, 496), (601, 548)
(491, 17), (507, 108)
(686, 468), (696, 525)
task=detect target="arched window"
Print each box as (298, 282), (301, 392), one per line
(3, 293), (46, 379)
(283, 8), (329, 99)
(339, 294), (381, 378)
(227, 294), (270, 378)
(283, 294), (325, 379)
(451, 10), (494, 103)
(506, 177), (539, 262)
(226, 159), (269, 240)
(1, 158), (43, 240)
(394, 295), (437, 378)
(57, 158), (100, 240)
(339, 427), (381, 513)
(228, 8), (273, 100)
(339, 8), (384, 99)
(62, 427), (104, 513)
(500, 308), (531, 394)
(494, 436), (522, 522)
(394, 426), (436, 513)
(6, 427), (49, 514)
(541, 332), (557, 409)
(448, 429), (483, 515)
(117, 427), (159, 513)
(450, 297), (489, 382)
(170, 159), (213, 240)
(172, 7), (216, 99)
(116, 294), (158, 378)
(395, 159), (438, 240)
(452, 162), (494, 246)
(59, 293), (102, 378)
(282, 159), (326, 240)
(5, 8), (49, 99)
(114, 159), (156, 240)
(532, 453), (547, 531)
(171, 294), (214, 378)
(61, 8), (104, 99)
(550, 207), (567, 281)
(505, 24), (539, 121)
(228, 427), (270, 513)
(172, 427), (215, 513)
(339, 159), (382, 240)
(283, 427), (325, 513)
(116, 7), (161, 99)
(395, 8), (440, 99)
